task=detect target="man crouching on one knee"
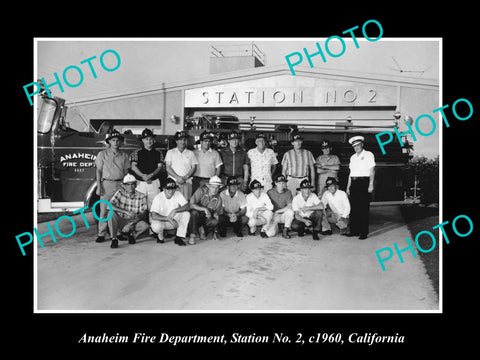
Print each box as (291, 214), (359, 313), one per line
(108, 174), (150, 249)
(320, 177), (350, 235)
(291, 179), (324, 240)
(246, 180), (274, 237)
(150, 178), (191, 246)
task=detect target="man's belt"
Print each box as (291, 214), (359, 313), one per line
(223, 174), (243, 178)
(350, 176), (369, 180)
(288, 175), (307, 179)
(102, 178), (122, 182)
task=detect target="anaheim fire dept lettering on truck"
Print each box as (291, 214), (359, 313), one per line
(60, 152), (97, 170)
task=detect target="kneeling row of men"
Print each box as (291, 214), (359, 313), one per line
(101, 172), (351, 249)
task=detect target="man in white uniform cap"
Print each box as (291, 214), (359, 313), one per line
(108, 173), (149, 249)
(345, 136), (375, 240)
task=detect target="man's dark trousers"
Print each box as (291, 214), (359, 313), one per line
(218, 214), (248, 235)
(350, 177), (371, 236)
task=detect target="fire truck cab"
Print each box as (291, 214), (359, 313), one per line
(37, 95), (170, 212)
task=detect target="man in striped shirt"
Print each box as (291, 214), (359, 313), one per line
(281, 133), (316, 196)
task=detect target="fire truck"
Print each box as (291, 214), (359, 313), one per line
(37, 95), (171, 212)
(37, 94), (412, 213)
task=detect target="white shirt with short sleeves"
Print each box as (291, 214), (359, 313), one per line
(348, 149), (375, 177)
(292, 192), (322, 217)
(321, 189), (350, 218)
(165, 147), (199, 183)
(193, 148), (223, 178)
(247, 148), (278, 187)
(150, 191), (187, 217)
(245, 192), (274, 218)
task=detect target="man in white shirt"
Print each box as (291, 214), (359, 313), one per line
(246, 133), (278, 191)
(150, 178), (191, 246)
(291, 179), (324, 240)
(245, 180), (274, 237)
(320, 177), (350, 235)
(165, 130), (198, 201)
(345, 136), (375, 240)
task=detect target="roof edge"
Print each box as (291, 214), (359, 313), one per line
(66, 64), (438, 106)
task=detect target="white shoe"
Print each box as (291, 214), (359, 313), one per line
(199, 227), (206, 240)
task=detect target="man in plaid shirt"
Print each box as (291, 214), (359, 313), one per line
(107, 174), (149, 248)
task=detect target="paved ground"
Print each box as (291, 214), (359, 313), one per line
(36, 205), (439, 311)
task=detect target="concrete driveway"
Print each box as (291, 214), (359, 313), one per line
(36, 205), (439, 311)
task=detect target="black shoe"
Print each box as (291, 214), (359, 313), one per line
(175, 237), (187, 246)
(358, 234), (368, 240)
(345, 232), (358, 237)
(95, 236), (105, 243)
(110, 239), (118, 248)
(260, 231), (267, 238)
(157, 238), (165, 244)
(118, 233), (128, 241)
(297, 231), (304, 237)
(235, 231), (243, 237)
(312, 231), (320, 240)
(248, 230), (256, 236)
(282, 228), (291, 239)
(127, 234), (135, 244)
(321, 230), (332, 235)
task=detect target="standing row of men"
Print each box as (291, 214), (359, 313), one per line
(94, 128), (376, 247)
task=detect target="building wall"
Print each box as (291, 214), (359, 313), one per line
(163, 90), (183, 135)
(397, 86), (440, 158)
(66, 90), (184, 134)
(210, 56), (261, 75)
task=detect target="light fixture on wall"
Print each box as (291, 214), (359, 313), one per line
(249, 116), (256, 130)
(404, 115), (414, 125)
(393, 111), (401, 126)
(170, 115), (180, 124)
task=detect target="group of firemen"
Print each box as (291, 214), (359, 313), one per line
(94, 127), (375, 249)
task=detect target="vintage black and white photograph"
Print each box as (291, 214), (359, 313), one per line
(33, 37), (441, 312)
